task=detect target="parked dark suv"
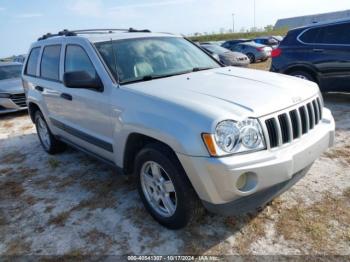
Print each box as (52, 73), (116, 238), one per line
(271, 19), (350, 92)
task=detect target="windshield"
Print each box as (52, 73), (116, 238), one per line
(95, 37), (220, 84)
(202, 45), (230, 55)
(0, 65), (22, 80)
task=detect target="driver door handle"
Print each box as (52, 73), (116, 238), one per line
(60, 93), (72, 101)
(313, 49), (324, 53)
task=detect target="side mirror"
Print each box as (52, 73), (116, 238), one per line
(63, 71), (103, 91)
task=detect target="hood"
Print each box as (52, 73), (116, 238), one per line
(125, 67), (319, 118)
(0, 78), (23, 94)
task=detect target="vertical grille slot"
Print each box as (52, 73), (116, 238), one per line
(316, 98), (323, 120)
(289, 110), (300, 139)
(299, 106), (307, 134)
(312, 100), (320, 125)
(278, 114), (290, 144)
(307, 103), (315, 129)
(265, 118), (278, 148)
(263, 96), (323, 149)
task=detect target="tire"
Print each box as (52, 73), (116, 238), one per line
(288, 70), (316, 83)
(246, 53), (255, 63)
(34, 111), (66, 154)
(134, 143), (204, 229)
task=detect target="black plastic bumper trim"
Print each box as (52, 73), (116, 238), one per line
(50, 118), (113, 153)
(202, 165), (312, 216)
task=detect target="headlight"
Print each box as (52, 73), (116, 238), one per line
(203, 119), (265, 156)
(215, 120), (240, 152)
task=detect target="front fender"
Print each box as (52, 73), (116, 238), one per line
(24, 80), (48, 123)
(113, 109), (212, 167)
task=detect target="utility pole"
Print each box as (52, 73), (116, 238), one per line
(253, 0), (256, 29)
(232, 13), (235, 33)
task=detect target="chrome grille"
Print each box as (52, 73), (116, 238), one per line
(10, 93), (27, 108)
(263, 97), (323, 149)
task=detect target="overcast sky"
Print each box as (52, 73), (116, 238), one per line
(0, 0), (350, 57)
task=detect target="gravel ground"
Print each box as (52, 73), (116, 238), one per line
(0, 81), (349, 256)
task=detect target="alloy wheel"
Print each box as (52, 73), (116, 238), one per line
(37, 116), (51, 149)
(140, 161), (177, 217)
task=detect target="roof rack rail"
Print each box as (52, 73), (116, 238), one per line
(37, 28), (151, 40)
(38, 29), (77, 41)
(71, 28), (151, 34)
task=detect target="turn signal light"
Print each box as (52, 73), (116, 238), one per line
(202, 133), (217, 156)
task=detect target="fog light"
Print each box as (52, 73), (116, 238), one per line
(235, 172), (258, 193)
(236, 173), (247, 190)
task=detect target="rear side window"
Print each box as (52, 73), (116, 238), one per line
(300, 23), (350, 45)
(317, 23), (350, 44)
(40, 45), (61, 81)
(25, 47), (41, 76)
(65, 45), (96, 78)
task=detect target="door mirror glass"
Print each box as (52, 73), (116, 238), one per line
(63, 71), (103, 91)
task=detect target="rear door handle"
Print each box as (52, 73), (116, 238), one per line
(313, 49), (324, 53)
(35, 86), (44, 92)
(60, 93), (72, 101)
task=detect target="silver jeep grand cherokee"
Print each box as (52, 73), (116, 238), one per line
(22, 29), (335, 229)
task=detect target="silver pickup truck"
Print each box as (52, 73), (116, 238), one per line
(22, 29), (335, 229)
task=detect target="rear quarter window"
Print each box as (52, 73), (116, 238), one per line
(25, 47), (41, 76)
(299, 28), (322, 43)
(40, 45), (61, 81)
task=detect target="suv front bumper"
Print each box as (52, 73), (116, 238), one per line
(177, 108), (335, 215)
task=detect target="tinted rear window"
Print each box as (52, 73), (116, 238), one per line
(300, 22), (350, 44)
(317, 23), (350, 44)
(40, 45), (61, 81)
(0, 65), (23, 80)
(25, 47), (41, 76)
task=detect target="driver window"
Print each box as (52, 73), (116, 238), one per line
(65, 45), (96, 78)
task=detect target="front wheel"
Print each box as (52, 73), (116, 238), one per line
(246, 53), (255, 63)
(135, 144), (203, 229)
(35, 111), (66, 154)
(288, 70), (316, 83)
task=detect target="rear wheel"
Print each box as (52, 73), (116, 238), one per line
(288, 70), (316, 83)
(35, 111), (66, 154)
(135, 144), (203, 229)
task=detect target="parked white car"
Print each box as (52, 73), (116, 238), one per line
(22, 29), (335, 229)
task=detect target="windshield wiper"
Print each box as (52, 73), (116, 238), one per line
(120, 70), (193, 85)
(192, 67), (214, 72)
(120, 67), (215, 85)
